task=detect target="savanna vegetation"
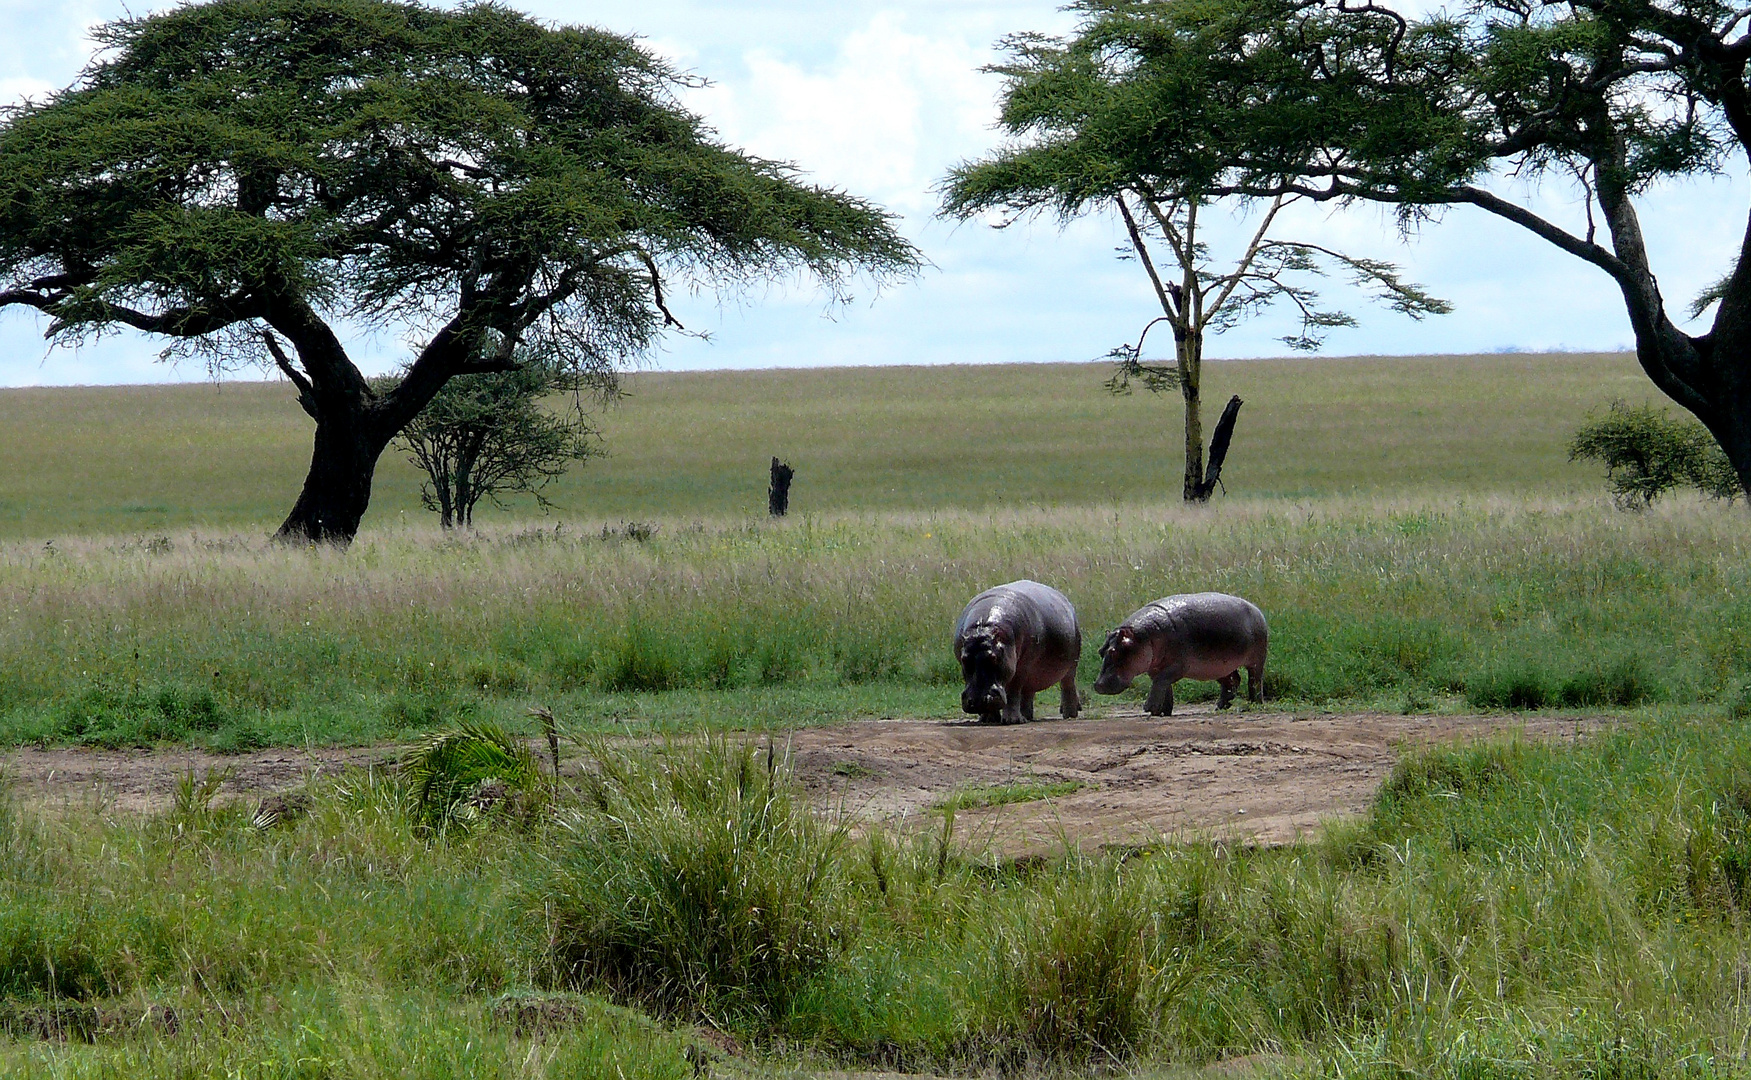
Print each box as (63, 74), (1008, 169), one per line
(0, 351), (1725, 751)
(7, 722), (1751, 1077)
(2, 349), (1746, 1077)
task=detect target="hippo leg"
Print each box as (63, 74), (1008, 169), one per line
(978, 708), (1004, 725)
(1217, 671), (1241, 710)
(1019, 691), (1037, 723)
(1144, 676), (1174, 716)
(1059, 672), (1080, 719)
(1247, 661), (1266, 704)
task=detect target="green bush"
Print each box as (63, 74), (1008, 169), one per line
(46, 684), (232, 747)
(1556, 655), (1660, 707)
(595, 627), (685, 693)
(537, 741), (851, 1028)
(1570, 400), (1740, 508)
(1464, 664), (1552, 710)
(991, 865), (1153, 1062)
(400, 720), (549, 830)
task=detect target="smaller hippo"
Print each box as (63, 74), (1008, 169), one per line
(954, 580), (1082, 725)
(1093, 593), (1267, 716)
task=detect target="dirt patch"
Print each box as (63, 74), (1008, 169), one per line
(0, 706), (1602, 854)
(0, 744), (389, 814)
(786, 704), (1603, 855)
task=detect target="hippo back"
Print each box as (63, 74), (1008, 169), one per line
(1129, 592), (1267, 657)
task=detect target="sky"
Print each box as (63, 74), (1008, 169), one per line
(0, 0), (1744, 387)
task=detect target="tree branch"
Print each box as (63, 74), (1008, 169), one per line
(1204, 195), (1288, 324)
(1454, 185), (1632, 283)
(261, 330), (319, 419)
(636, 250), (684, 329)
(1116, 196), (1179, 319)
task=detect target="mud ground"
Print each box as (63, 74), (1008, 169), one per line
(0, 706), (1603, 853)
(786, 705), (1604, 854)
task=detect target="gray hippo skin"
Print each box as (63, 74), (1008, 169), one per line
(954, 580), (1082, 725)
(1093, 593), (1267, 716)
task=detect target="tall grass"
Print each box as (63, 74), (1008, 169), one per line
(539, 741), (849, 1028)
(8, 719), (1751, 1074)
(1, 496), (1747, 747)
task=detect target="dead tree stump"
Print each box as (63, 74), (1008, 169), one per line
(768, 457), (794, 516)
(1193, 395), (1244, 500)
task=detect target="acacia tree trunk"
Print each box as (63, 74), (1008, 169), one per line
(1178, 327), (1207, 502)
(1591, 158), (1751, 502)
(277, 417), (393, 543)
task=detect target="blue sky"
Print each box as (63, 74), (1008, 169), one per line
(0, 0), (1742, 386)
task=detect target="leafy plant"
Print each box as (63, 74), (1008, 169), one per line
(400, 721), (547, 830)
(1570, 401), (1740, 509)
(391, 353), (612, 528)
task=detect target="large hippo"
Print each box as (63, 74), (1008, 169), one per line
(953, 580), (1082, 725)
(1093, 593), (1267, 716)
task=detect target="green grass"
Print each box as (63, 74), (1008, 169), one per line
(932, 779), (1089, 814)
(8, 723), (1751, 1076)
(2, 496), (1748, 748)
(0, 352), (1661, 538)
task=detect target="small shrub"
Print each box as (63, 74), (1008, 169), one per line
(836, 639), (902, 684)
(400, 721), (548, 830)
(990, 865), (1152, 1062)
(597, 628), (685, 693)
(1556, 655), (1660, 707)
(49, 684), (232, 747)
(1378, 740), (1529, 805)
(1725, 679), (1751, 720)
(539, 741), (850, 1028)
(463, 659), (529, 695)
(1570, 400), (1740, 508)
(1464, 665), (1551, 710)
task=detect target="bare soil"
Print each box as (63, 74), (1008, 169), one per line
(0, 744), (390, 815)
(1, 705), (1602, 853)
(784, 705), (1604, 855)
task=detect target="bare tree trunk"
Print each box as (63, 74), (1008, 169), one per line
(1177, 329), (1206, 502)
(769, 457), (794, 517)
(276, 419), (389, 543)
(1194, 395), (1244, 499)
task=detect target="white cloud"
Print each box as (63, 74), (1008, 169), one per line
(682, 11), (997, 214)
(0, 0), (1743, 386)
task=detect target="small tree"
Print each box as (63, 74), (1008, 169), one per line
(941, 16), (1449, 502)
(1570, 400), (1740, 509)
(393, 353), (608, 528)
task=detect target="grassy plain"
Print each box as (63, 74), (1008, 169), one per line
(0, 350), (1726, 750)
(3, 496), (1750, 749)
(5, 351), (1749, 1078)
(0, 351), (1659, 537)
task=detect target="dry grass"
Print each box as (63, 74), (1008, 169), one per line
(0, 493), (1745, 746)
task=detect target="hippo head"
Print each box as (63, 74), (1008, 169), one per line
(959, 626), (1015, 715)
(1093, 625), (1152, 694)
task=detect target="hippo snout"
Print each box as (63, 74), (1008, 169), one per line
(962, 684), (1007, 714)
(1092, 670), (1132, 695)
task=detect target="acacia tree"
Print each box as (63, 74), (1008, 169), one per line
(0, 0), (917, 542)
(941, 20), (1448, 502)
(392, 352), (606, 528)
(1041, 0), (1751, 499)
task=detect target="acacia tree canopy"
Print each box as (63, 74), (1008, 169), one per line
(1008, 0), (1751, 497)
(0, 0), (919, 541)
